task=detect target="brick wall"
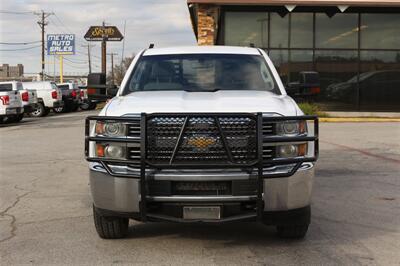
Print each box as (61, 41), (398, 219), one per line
(196, 4), (219, 45)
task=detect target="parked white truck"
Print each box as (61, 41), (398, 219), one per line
(0, 82), (24, 123)
(22, 81), (63, 117)
(85, 46), (319, 239)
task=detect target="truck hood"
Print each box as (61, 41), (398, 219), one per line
(103, 90), (299, 116)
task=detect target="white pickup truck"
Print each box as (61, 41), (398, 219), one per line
(0, 81), (39, 121)
(0, 82), (24, 123)
(85, 46), (319, 239)
(22, 81), (63, 117)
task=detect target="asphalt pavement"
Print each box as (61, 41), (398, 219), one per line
(0, 111), (399, 265)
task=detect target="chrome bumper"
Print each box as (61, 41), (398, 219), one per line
(89, 162), (314, 213)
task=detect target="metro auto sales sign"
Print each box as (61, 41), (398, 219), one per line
(47, 34), (75, 55)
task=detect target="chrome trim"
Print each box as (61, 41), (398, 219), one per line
(146, 195), (257, 202)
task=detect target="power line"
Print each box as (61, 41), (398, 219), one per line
(0, 45), (41, 51)
(0, 41), (41, 45)
(0, 10), (34, 15)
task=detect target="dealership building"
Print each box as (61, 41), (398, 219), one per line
(187, 0), (400, 111)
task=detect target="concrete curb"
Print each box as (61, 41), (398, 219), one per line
(320, 117), (400, 122)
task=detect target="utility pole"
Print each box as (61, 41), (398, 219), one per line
(108, 52), (117, 85)
(82, 44), (95, 73)
(101, 21), (107, 74)
(34, 10), (53, 81)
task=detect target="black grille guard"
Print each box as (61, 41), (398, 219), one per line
(85, 113), (318, 176)
(85, 113), (318, 221)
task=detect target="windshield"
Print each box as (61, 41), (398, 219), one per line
(0, 83), (13, 92)
(124, 54), (280, 95)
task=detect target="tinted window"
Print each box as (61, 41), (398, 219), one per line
(316, 13), (358, 49)
(291, 13), (313, 48)
(224, 12), (268, 47)
(58, 85), (69, 90)
(0, 84), (13, 92)
(361, 14), (400, 49)
(125, 54), (279, 94)
(270, 13), (289, 48)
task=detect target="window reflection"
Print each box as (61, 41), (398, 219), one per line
(290, 50), (314, 82)
(316, 13), (358, 49)
(224, 12), (268, 47)
(315, 50), (358, 110)
(359, 51), (400, 110)
(268, 50), (289, 84)
(291, 13), (313, 48)
(270, 13), (289, 48)
(361, 14), (400, 49)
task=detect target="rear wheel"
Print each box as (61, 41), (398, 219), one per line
(30, 103), (47, 117)
(93, 205), (129, 239)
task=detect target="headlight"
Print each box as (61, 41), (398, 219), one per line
(96, 143), (126, 159)
(95, 121), (126, 137)
(277, 144), (307, 158)
(276, 120), (306, 136)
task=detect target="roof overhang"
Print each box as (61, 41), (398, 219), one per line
(187, 0), (400, 7)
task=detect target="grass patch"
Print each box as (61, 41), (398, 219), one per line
(298, 102), (328, 117)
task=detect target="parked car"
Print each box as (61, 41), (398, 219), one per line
(0, 82), (24, 123)
(0, 81), (39, 121)
(325, 70), (400, 107)
(22, 81), (63, 117)
(54, 83), (81, 113)
(85, 46), (319, 239)
(78, 85), (97, 110)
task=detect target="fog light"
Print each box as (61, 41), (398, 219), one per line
(104, 145), (125, 159)
(277, 143), (308, 158)
(277, 145), (298, 158)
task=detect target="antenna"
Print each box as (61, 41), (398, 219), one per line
(149, 43), (154, 49)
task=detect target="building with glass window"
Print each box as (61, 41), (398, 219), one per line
(187, 0), (400, 111)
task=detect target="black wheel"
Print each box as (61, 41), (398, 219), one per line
(88, 102), (97, 110)
(276, 224), (309, 239)
(80, 100), (91, 110)
(30, 103), (47, 117)
(70, 104), (79, 112)
(93, 205), (129, 239)
(11, 114), (24, 123)
(53, 106), (65, 113)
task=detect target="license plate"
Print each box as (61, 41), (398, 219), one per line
(7, 109), (17, 114)
(183, 206), (221, 220)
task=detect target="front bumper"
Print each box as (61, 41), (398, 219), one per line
(89, 162), (314, 218)
(86, 113), (318, 222)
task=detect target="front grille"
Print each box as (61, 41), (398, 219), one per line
(146, 115), (257, 165)
(147, 180), (257, 196)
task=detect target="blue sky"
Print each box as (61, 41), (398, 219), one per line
(0, 0), (196, 76)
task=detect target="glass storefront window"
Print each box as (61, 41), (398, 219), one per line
(224, 12), (268, 47)
(268, 49), (289, 84)
(290, 50), (314, 82)
(359, 51), (400, 110)
(314, 50), (359, 110)
(361, 14), (400, 49)
(270, 13), (289, 48)
(316, 13), (358, 49)
(290, 13), (313, 48)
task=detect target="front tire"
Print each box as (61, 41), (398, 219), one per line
(276, 224), (309, 239)
(93, 205), (129, 239)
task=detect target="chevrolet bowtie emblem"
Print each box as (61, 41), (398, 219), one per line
(187, 136), (216, 149)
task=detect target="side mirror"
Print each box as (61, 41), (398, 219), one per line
(107, 85), (119, 97)
(286, 71), (320, 98)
